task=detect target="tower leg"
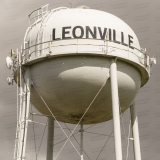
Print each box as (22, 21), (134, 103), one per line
(46, 118), (54, 160)
(80, 120), (83, 160)
(17, 67), (31, 160)
(130, 102), (141, 160)
(110, 58), (122, 160)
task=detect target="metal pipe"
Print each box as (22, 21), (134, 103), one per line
(46, 118), (54, 160)
(49, 42), (52, 53)
(130, 102), (141, 160)
(110, 57), (122, 160)
(80, 120), (83, 160)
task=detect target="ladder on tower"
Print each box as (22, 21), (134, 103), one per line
(37, 11), (50, 56)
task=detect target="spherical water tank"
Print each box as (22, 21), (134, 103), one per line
(19, 7), (149, 124)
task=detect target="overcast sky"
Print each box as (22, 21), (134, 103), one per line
(0, 0), (160, 160)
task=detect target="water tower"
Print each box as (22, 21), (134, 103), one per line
(6, 4), (156, 160)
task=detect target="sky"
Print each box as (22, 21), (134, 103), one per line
(0, 0), (160, 160)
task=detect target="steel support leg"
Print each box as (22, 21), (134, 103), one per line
(130, 102), (141, 160)
(110, 58), (122, 160)
(80, 120), (83, 160)
(46, 118), (54, 160)
(17, 67), (31, 160)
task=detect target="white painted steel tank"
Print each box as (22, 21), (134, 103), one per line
(17, 5), (150, 124)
